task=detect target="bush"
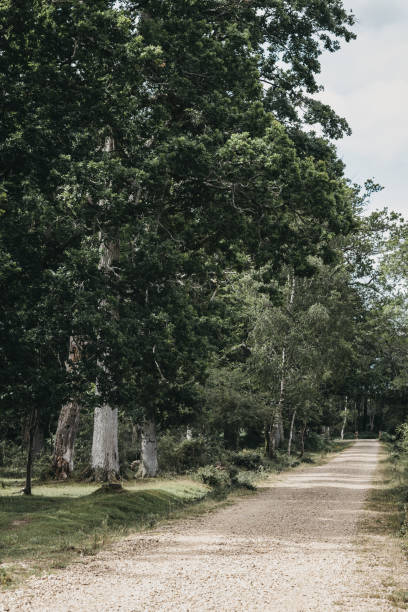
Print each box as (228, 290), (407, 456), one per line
(158, 433), (220, 473)
(196, 464), (258, 492)
(229, 450), (262, 470)
(233, 472), (257, 490)
(304, 432), (327, 452)
(301, 455), (315, 464)
(196, 465), (231, 490)
(381, 432), (395, 443)
(342, 432), (356, 440)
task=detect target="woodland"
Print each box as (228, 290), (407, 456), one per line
(1, 0), (408, 498)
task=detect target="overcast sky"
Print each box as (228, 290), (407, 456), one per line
(317, 0), (408, 217)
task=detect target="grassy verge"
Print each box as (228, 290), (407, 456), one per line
(360, 443), (408, 609)
(0, 439), (352, 589)
(0, 478), (210, 586)
(364, 443), (407, 536)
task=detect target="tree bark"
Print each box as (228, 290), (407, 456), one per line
(23, 408), (38, 495)
(53, 336), (82, 479)
(53, 401), (80, 479)
(269, 411), (281, 457)
(287, 409), (297, 456)
(368, 398), (375, 432)
(91, 404), (120, 481)
(140, 419), (158, 478)
(271, 273), (295, 455)
(299, 423), (307, 458)
(340, 396), (348, 440)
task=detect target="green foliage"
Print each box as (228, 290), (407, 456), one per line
(228, 450), (263, 471)
(158, 433), (218, 473)
(381, 432), (395, 443)
(196, 466), (232, 491)
(2, 0), (408, 494)
(304, 432), (328, 452)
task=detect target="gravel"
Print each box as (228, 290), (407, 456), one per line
(1, 440), (407, 611)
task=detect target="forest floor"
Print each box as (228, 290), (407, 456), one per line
(1, 440), (407, 611)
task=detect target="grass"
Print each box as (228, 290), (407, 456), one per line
(0, 478), (209, 585)
(0, 439), (353, 589)
(359, 443), (408, 609)
(364, 444), (408, 536)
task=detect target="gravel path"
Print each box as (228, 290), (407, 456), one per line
(1, 440), (407, 611)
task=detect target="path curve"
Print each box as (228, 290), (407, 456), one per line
(0, 440), (405, 611)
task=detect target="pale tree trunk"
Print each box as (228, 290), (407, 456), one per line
(23, 408), (38, 495)
(340, 396), (348, 440)
(271, 274), (295, 455)
(299, 423), (307, 458)
(368, 398), (375, 432)
(91, 404), (119, 480)
(269, 406), (282, 457)
(90, 135), (121, 482)
(140, 419), (158, 477)
(131, 422), (139, 446)
(287, 409), (297, 456)
(53, 336), (81, 479)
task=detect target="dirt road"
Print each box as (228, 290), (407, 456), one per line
(1, 440), (407, 611)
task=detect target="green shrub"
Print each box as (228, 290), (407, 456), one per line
(233, 472), (257, 490)
(301, 455), (315, 464)
(342, 432), (356, 440)
(381, 432), (395, 443)
(229, 450), (262, 470)
(304, 432), (327, 452)
(196, 465), (231, 490)
(158, 433), (216, 473)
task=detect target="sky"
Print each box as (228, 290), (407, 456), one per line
(317, 0), (408, 217)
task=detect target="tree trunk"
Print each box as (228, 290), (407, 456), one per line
(264, 423), (270, 456)
(53, 401), (80, 479)
(32, 424), (44, 459)
(368, 398), (375, 432)
(91, 404), (120, 481)
(53, 336), (82, 478)
(271, 417), (281, 454)
(140, 419), (158, 478)
(340, 396), (348, 440)
(90, 136), (121, 483)
(299, 423), (307, 458)
(362, 396), (368, 431)
(131, 422), (139, 447)
(287, 409), (296, 456)
(23, 409), (38, 495)
(271, 274), (295, 455)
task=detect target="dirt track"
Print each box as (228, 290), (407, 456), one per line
(1, 440), (407, 611)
